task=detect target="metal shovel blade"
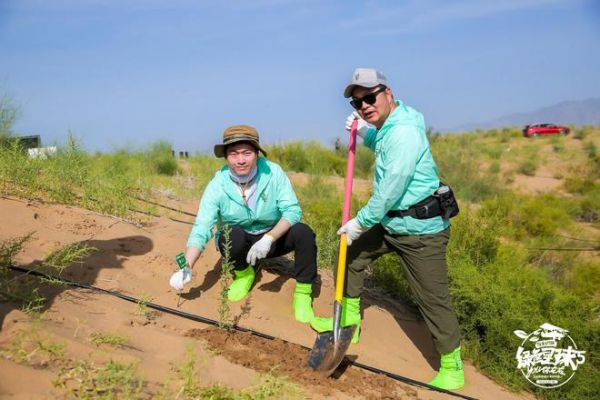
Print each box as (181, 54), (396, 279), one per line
(308, 324), (356, 375)
(308, 301), (357, 375)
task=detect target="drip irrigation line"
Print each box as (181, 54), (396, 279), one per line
(134, 196), (197, 217)
(527, 247), (598, 251)
(8, 265), (477, 400)
(128, 207), (194, 225)
(555, 234), (599, 243)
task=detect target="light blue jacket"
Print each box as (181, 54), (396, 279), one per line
(187, 157), (302, 251)
(357, 100), (449, 235)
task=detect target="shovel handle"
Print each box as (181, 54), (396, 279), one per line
(335, 120), (358, 303)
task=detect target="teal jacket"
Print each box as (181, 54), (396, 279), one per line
(358, 100), (449, 235)
(186, 157), (302, 251)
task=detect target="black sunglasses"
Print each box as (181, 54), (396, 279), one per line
(349, 86), (387, 110)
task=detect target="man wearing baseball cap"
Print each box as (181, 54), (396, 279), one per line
(169, 125), (318, 325)
(311, 68), (464, 390)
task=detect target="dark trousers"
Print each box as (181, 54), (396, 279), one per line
(345, 224), (460, 354)
(217, 223), (317, 284)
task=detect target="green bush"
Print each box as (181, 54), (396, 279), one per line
(488, 161), (500, 174)
(562, 260), (600, 303)
(0, 95), (19, 140)
(295, 175), (343, 268)
(567, 187), (600, 223)
(146, 141), (179, 176)
(432, 135), (503, 202)
(481, 193), (572, 238)
(266, 140), (374, 179)
(573, 125), (592, 140)
(518, 158), (538, 176)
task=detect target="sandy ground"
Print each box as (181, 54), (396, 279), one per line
(0, 195), (535, 399)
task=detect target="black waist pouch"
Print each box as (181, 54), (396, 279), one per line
(386, 182), (460, 220)
(435, 182), (460, 220)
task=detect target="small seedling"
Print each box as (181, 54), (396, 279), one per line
(135, 293), (156, 320)
(218, 225), (234, 329)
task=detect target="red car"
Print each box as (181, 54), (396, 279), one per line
(523, 123), (570, 137)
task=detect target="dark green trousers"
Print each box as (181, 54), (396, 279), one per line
(345, 224), (460, 354)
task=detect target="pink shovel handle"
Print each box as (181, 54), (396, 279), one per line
(342, 120), (358, 225)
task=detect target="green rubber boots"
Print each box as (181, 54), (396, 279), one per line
(228, 267), (315, 324)
(309, 297), (361, 343)
(227, 265), (255, 302)
(428, 347), (464, 390)
(293, 282), (314, 323)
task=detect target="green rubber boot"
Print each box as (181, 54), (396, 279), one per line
(309, 297), (361, 344)
(227, 265), (255, 302)
(428, 347), (464, 390)
(293, 282), (314, 323)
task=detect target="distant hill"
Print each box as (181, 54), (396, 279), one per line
(452, 98), (600, 132)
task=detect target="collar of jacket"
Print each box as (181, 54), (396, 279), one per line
(220, 157), (272, 205)
(372, 100), (419, 142)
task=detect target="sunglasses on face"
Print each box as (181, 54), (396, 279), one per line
(349, 86), (387, 110)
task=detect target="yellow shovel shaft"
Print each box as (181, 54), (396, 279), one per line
(335, 234), (348, 303)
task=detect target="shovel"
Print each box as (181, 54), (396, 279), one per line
(308, 120), (358, 375)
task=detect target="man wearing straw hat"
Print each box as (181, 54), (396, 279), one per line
(169, 125), (317, 324)
(311, 68), (464, 390)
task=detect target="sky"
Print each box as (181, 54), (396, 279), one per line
(1, 0), (599, 153)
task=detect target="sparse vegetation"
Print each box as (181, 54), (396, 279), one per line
(55, 359), (146, 399)
(1, 325), (66, 366)
(0, 234), (94, 316)
(517, 158), (539, 176)
(89, 331), (129, 348)
(169, 344), (305, 400)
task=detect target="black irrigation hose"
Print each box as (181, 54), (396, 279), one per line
(8, 265), (477, 400)
(134, 196), (197, 217)
(129, 207), (194, 226)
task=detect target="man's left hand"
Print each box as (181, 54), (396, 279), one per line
(246, 234), (274, 266)
(337, 218), (365, 246)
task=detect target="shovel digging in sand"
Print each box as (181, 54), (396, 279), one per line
(308, 121), (358, 376)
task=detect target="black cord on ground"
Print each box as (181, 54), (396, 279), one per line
(134, 196), (197, 217)
(8, 265), (477, 400)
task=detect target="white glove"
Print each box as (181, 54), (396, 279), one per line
(169, 267), (192, 291)
(345, 111), (370, 138)
(246, 234), (274, 266)
(337, 218), (365, 246)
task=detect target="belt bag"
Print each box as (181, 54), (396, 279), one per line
(386, 182), (460, 220)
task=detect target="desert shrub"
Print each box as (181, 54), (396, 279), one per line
(517, 195), (572, 237)
(266, 140), (374, 179)
(561, 259), (600, 303)
(354, 145), (375, 178)
(567, 187), (600, 223)
(432, 135), (502, 202)
(450, 241), (599, 399)
(584, 140), (597, 159)
(517, 158), (538, 176)
(146, 140), (179, 176)
(295, 175), (344, 268)
(481, 144), (503, 160)
(0, 95), (19, 141)
(563, 176), (596, 195)
(573, 125), (592, 140)
(482, 193), (572, 238)
(488, 161), (500, 174)
(371, 254), (417, 307)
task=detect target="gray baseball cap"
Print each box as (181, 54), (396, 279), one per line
(344, 68), (388, 98)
